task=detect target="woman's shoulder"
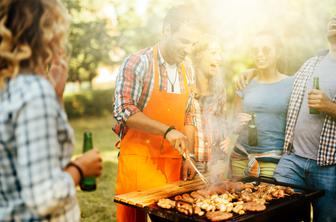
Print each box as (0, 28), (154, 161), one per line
(279, 74), (295, 84)
(268, 74), (295, 85)
(9, 74), (57, 104)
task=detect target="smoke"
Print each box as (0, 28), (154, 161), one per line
(193, 70), (243, 184)
(188, 0), (336, 184)
(194, 0), (336, 74)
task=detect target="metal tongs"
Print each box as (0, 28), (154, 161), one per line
(183, 153), (209, 185)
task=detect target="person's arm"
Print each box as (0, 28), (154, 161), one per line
(114, 54), (167, 135)
(308, 89), (336, 117)
(64, 148), (102, 185)
(235, 68), (256, 91)
(114, 54), (188, 151)
(234, 94), (243, 113)
(15, 79), (80, 217)
(127, 112), (188, 153)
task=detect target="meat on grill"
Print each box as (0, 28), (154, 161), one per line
(156, 181), (297, 220)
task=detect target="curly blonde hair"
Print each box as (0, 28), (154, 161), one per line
(190, 34), (221, 68)
(0, 0), (69, 89)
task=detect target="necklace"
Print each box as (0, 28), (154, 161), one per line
(166, 66), (178, 92)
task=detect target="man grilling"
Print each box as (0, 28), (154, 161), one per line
(113, 5), (201, 222)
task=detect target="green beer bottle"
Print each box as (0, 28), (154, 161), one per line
(80, 131), (97, 191)
(309, 77), (320, 115)
(248, 113), (258, 146)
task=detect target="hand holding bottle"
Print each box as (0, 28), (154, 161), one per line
(233, 113), (252, 133)
(308, 89), (333, 114)
(309, 77), (321, 114)
(248, 113), (258, 146)
(74, 149), (102, 178)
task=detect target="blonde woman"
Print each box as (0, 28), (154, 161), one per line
(0, 0), (102, 221)
(189, 36), (224, 170)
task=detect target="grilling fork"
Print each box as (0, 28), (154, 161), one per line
(183, 153), (209, 185)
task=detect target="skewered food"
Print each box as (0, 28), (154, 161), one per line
(156, 181), (297, 221)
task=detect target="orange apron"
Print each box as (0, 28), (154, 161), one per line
(116, 46), (189, 222)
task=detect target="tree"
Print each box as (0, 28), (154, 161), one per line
(63, 0), (115, 84)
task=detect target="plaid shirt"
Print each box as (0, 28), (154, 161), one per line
(192, 92), (227, 162)
(113, 46), (195, 138)
(0, 75), (80, 221)
(284, 55), (336, 166)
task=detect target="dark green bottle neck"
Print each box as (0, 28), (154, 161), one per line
(83, 132), (93, 152)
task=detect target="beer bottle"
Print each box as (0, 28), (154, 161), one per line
(80, 131), (97, 191)
(248, 113), (258, 146)
(309, 77), (320, 115)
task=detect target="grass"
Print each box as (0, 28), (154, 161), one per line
(69, 115), (119, 222)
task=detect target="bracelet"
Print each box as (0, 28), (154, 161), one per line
(67, 161), (84, 182)
(163, 126), (175, 139)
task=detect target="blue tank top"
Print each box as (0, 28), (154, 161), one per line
(238, 76), (294, 153)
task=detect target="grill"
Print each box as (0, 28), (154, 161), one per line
(114, 176), (324, 222)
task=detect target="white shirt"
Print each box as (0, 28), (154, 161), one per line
(165, 62), (181, 93)
(158, 48), (181, 93)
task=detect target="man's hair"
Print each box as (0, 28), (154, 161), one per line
(162, 4), (198, 33)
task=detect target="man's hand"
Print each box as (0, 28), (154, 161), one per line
(181, 159), (196, 181)
(165, 129), (189, 154)
(308, 89), (335, 114)
(234, 68), (256, 91)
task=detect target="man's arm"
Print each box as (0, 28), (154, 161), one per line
(126, 112), (188, 153)
(114, 53), (189, 153)
(235, 68), (256, 91)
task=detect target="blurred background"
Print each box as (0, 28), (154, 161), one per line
(62, 0), (336, 221)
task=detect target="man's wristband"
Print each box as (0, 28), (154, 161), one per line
(67, 161), (84, 182)
(163, 126), (175, 139)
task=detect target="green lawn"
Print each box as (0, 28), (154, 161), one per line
(69, 115), (119, 222)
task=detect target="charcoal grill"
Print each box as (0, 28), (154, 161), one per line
(114, 176), (324, 222)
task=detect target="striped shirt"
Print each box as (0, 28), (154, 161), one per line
(0, 75), (80, 221)
(284, 55), (336, 166)
(113, 46), (195, 138)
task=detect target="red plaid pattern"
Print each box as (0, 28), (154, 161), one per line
(284, 55), (336, 166)
(192, 92), (227, 162)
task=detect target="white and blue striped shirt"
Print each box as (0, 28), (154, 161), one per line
(0, 74), (80, 221)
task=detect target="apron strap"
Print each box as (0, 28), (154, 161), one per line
(153, 45), (189, 94)
(153, 46), (160, 91)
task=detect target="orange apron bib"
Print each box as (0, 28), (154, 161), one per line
(116, 46), (189, 222)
